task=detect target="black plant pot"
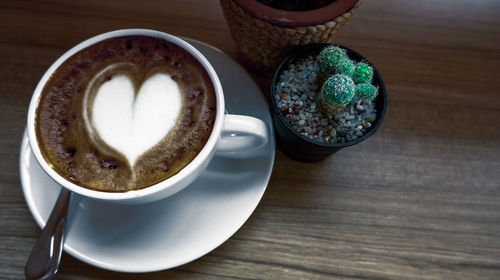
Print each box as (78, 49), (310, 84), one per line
(270, 44), (387, 162)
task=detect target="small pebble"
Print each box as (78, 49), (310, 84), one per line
(345, 114), (355, 120)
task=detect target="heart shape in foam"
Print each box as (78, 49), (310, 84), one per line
(88, 73), (182, 167)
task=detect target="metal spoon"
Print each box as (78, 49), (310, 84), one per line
(25, 188), (71, 280)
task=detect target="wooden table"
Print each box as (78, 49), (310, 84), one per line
(2, 0), (500, 279)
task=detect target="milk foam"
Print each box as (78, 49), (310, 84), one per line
(91, 73), (182, 166)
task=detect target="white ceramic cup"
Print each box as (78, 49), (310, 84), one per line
(27, 29), (268, 204)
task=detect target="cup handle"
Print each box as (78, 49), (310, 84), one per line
(216, 114), (268, 153)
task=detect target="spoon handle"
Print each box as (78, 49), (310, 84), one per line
(25, 188), (71, 280)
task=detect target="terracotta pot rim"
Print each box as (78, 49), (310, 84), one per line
(232, 0), (359, 27)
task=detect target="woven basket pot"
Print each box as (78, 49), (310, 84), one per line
(220, 0), (363, 71)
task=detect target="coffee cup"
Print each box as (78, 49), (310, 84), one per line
(27, 29), (268, 204)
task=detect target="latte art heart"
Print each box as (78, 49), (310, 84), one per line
(88, 73), (182, 166)
(36, 36), (217, 191)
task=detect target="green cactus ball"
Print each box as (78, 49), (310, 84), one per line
(322, 74), (355, 106)
(352, 62), (373, 84)
(335, 58), (355, 77)
(318, 46), (347, 76)
(355, 83), (378, 100)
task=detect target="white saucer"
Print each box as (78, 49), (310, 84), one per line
(19, 39), (275, 273)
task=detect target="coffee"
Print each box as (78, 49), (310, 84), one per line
(35, 36), (217, 192)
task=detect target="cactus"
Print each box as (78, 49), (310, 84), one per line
(334, 58), (355, 77)
(355, 83), (378, 100)
(317, 46), (347, 84)
(318, 74), (355, 114)
(315, 46), (378, 117)
(352, 62), (373, 84)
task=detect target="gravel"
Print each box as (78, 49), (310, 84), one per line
(275, 56), (378, 144)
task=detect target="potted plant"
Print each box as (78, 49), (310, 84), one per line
(220, 0), (363, 70)
(270, 44), (387, 161)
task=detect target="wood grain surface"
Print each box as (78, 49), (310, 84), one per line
(1, 0), (500, 279)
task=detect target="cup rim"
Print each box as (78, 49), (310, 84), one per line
(27, 29), (225, 201)
(270, 43), (387, 149)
